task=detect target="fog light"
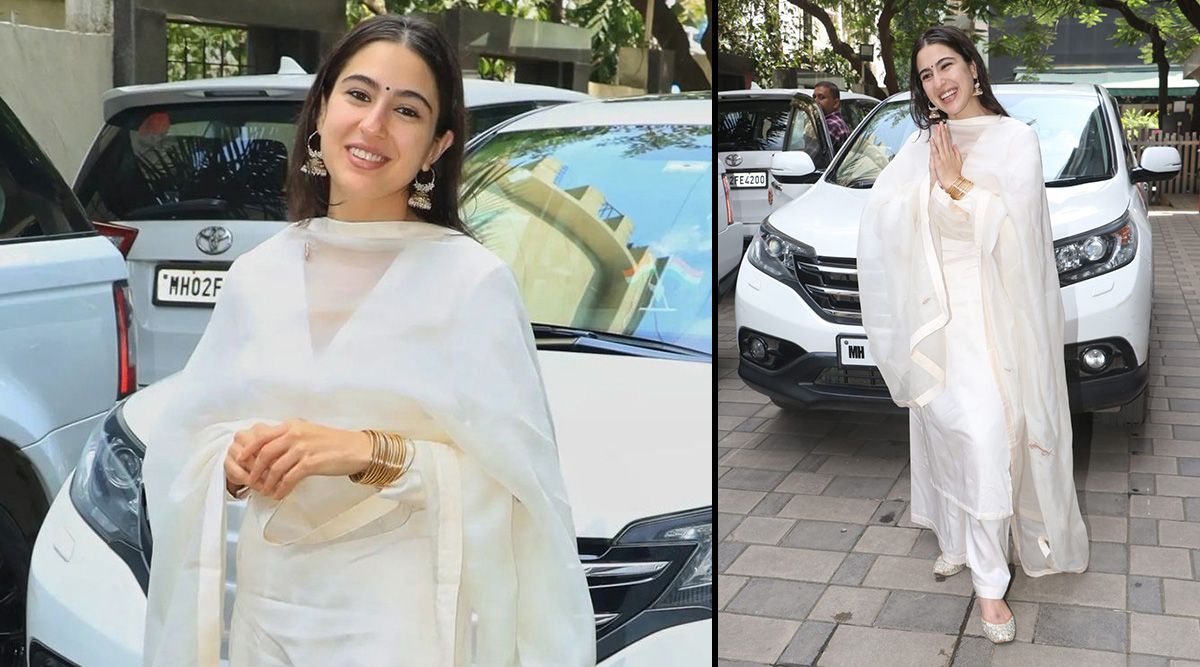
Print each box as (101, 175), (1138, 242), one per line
(1082, 347), (1110, 371)
(748, 337), (768, 361)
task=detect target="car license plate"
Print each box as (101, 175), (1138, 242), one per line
(730, 171), (767, 189)
(154, 267), (227, 306)
(838, 336), (876, 367)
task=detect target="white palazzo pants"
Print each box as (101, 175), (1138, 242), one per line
(908, 234), (1015, 600)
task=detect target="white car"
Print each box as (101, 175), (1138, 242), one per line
(27, 94), (713, 666)
(71, 58), (593, 390)
(717, 88), (878, 246)
(717, 161), (741, 295)
(735, 83), (1180, 423)
(0, 93), (132, 666)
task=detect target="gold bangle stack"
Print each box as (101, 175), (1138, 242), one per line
(946, 176), (974, 201)
(350, 429), (415, 487)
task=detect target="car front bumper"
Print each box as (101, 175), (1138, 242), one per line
(734, 254), (1151, 413)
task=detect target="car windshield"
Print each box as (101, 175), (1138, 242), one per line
(74, 102), (300, 221)
(0, 98), (94, 240)
(830, 92), (1114, 188)
(462, 123), (712, 356)
(718, 99), (790, 152)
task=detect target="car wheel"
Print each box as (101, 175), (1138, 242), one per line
(0, 506), (26, 667)
(1094, 388), (1148, 427)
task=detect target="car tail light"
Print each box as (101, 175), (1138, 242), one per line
(721, 174), (734, 225)
(113, 281), (137, 398)
(95, 221), (138, 257)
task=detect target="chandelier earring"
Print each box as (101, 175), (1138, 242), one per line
(299, 130), (328, 177)
(973, 79), (983, 96)
(927, 101), (943, 122)
(408, 169), (435, 211)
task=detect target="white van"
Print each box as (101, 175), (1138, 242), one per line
(735, 84), (1180, 424)
(717, 88), (879, 245)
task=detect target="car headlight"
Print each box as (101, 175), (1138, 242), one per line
(590, 507), (711, 662)
(618, 510), (711, 611)
(1054, 214), (1137, 285)
(746, 219), (813, 283)
(69, 401), (150, 590)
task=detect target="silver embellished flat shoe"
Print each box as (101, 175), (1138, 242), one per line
(933, 555), (964, 577)
(981, 615), (1016, 643)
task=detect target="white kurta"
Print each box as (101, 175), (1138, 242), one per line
(135, 217), (596, 667)
(857, 115), (1090, 579)
(909, 179), (1015, 595)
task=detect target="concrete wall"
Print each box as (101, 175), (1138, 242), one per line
(0, 20), (112, 182)
(0, 0), (64, 29)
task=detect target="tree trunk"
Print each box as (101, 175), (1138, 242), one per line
(1154, 32), (1169, 131)
(1094, 0), (1169, 130)
(1175, 0), (1200, 33)
(630, 0), (710, 91)
(702, 0), (713, 63)
(877, 0), (899, 95)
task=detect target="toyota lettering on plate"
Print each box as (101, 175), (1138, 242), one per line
(154, 267), (227, 306)
(730, 171), (767, 189)
(838, 336), (877, 367)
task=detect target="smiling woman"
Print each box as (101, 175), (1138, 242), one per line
(857, 24), (1091, 647)
(136, 14), (595, 667)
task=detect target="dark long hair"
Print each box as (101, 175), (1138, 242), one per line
(908, 25), (1007, 130)
(286, 15), (470, 236)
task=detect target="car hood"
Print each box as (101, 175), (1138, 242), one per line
(122, 349), (713, 543)
(767, 176), (1131, 257)
(537, 350), (712, 540)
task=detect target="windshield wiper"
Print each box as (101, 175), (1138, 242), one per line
(530, 323), (709, 361)
(1045, 175), (1109, 188)
(841, 178), (875, 189)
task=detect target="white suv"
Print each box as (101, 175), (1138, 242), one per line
(0, 94), (132, 667)
(735, 84), (1180, 424)
(72, 59), (592, 390)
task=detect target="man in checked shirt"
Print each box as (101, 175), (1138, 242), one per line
(813, 81), (851, 150)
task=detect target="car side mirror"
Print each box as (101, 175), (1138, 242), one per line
(1131, 146), (1181, 183)
(770, 152), (817, 185)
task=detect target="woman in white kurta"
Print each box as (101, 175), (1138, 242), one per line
(135, 15), (595, 666)
(857, 26), (1089, 643)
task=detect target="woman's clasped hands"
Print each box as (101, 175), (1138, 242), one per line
(928, 121), (964, 191)
(224, 420), (373, 500)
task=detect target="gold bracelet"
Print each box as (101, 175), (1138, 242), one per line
(350, 430), (412, 487)
(947, 176), (974, 201)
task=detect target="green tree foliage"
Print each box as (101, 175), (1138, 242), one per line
(166, 22), (247, 82)
(348, 0), (705, 86)
(566, 0), (646, 84)
(965, 0), (1200, 128)
(1121, 106), (1159, 138)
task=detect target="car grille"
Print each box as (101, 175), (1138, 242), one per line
(792, 255), (862, 324)
(815, 366), (889, 389)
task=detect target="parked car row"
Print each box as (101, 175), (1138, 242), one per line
(2, 61), (712, 667)
(734, 83), (1181, 425)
